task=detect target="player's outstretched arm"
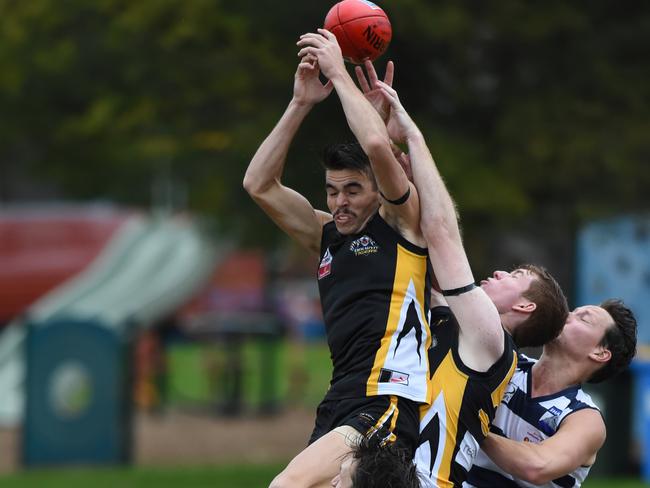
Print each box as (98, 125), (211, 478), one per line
(296, 30), (422, 244)
(482, 409), (605, 484)
(243, 56), (333, 254)
(375, 79), (504, 371)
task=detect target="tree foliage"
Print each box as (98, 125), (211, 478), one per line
(0, 0), (648, 251)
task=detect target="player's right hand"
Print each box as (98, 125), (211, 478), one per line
(293, 54), (333, 106)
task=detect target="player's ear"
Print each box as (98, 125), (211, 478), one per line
(589, 346), (611, 364)
(512, 302), (536, 314)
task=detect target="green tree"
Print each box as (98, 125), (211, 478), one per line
(0, 0), (647, 256)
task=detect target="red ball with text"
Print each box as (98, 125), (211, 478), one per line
(324, 0), (392, 64)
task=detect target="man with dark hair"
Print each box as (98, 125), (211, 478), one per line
(588, 299), (637, 383)
(466, 298), (637, 487)
(332, 440), (422, 488)
(244, 30), (432, 487)
(331, 415), (422, 488)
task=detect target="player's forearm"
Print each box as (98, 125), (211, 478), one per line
(483, 434), (552, 484)
(406, 131), (460, 243)
(330, 71), (391, 158)
(243, 99), (313, 196)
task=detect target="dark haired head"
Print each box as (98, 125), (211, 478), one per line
(341, 416), (420, 488)
(322, 142), (376, 188)
(511, 264), (569, 348)
(351, 437), (421, 488)
(587, 299), (637, 383)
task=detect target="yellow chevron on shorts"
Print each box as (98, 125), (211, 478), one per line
(365, 396), (399, 445)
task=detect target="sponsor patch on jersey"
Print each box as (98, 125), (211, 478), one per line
(523, 430), (544, 443)
(429, 334), (438, 349)
(379, 368), (409, 385)
(318, 247), (333, 279)
(549, 406), (563, 416)
(350, 235), (379, 256)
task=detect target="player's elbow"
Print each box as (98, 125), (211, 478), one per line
(519, 460), (554, 485)
(242, 170), (258, 195)
(243, 170), (269, 199)
(362, 134), (390, 161)
(420, 213), (458, 248)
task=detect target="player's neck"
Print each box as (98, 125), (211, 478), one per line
(530, 354), (582, 397)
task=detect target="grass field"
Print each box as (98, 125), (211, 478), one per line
(0, 465), (644, 487)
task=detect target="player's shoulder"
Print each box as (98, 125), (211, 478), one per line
(572, 386), (599, 411)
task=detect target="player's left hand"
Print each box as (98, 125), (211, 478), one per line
(297, 29), (345, 80)
(355, 60), (394, 123)
(375, 80), (419, 144)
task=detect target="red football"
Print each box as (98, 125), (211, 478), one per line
(323, 0), (392, 64)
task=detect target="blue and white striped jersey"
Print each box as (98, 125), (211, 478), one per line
(465, 354), (600, 488)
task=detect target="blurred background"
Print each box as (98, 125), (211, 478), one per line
(0, 0), (648, 486)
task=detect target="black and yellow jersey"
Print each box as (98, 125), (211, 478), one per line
(317, 212), (432, 404)
(415, 306), (517, 487)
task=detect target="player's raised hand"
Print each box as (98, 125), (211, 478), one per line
(293, 54), (333, 106)
(355, 60), (394, 122)
(296, 29), (345, 80)
(376, 79), (419, 144)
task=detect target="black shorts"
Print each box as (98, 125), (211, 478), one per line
(308, 395), (420, 456)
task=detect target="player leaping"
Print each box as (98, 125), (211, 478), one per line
(245, 29), (431, 487)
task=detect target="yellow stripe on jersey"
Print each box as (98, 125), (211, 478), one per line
(366, 244), (430, 396)
(429, 351), (469, 484)
(490, 354), (518, 408)
(478, 408), (490, 437)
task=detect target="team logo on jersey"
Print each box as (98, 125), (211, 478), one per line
(379, 368), (409, 385)
(462, 443), (476, 458)
(318, 248), (333, 280)
(350, 235), (379, 256)
(539, 411), (561, 434)
(502, 383), (517, 404)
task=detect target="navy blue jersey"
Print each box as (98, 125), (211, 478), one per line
(467, 354), (600, 488)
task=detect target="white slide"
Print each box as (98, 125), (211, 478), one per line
(0, 214), (217, 425)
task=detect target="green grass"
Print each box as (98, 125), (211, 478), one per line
(0, 464), (283, 488)
(0, 465), (643, 488)
(166, 340), (332, 410)
(585, 480), (647, 488)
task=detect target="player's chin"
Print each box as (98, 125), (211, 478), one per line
(334, 220), (358, 235)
